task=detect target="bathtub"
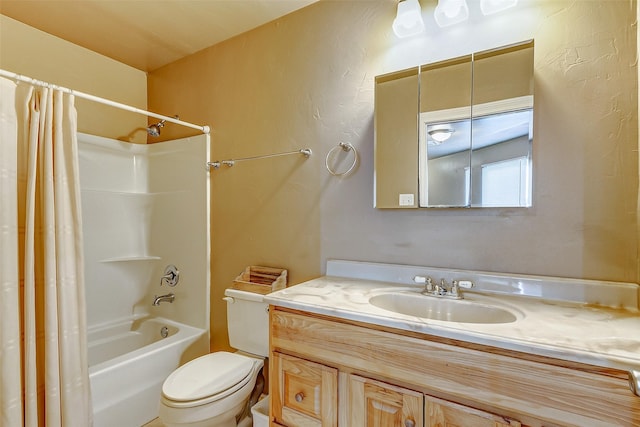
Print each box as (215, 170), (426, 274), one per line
(88, 316), (207, 427)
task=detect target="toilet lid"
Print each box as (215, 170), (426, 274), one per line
(162, 352), (255, 402)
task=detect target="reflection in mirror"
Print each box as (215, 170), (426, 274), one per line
(470, 107), (533, 207)
(471, 42), (534, 207)
(418, 55), (472, 207)
(422, 120), (472, 206)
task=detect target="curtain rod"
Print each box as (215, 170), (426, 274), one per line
(207, 148), (312, 170)
(0, 69), (210, 135)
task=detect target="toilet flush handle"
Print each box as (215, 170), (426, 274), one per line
(223, 297), (235, 304)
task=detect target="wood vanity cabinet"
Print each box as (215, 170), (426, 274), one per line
(269, 306), (640, 427)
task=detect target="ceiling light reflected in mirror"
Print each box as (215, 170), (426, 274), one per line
(428, 125), (454, 144)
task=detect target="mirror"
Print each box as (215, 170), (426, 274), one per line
(419, 55), (473, 207)
(375, 40), (534, 208)
(374, 68), (420, 208)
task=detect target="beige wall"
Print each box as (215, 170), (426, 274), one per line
(150, 0), (638, 351)
(0, 15), (147, 143)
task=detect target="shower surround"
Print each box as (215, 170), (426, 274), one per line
(78, 133), (210, 427)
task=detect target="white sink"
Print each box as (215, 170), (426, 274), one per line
(368, 292), (519, 324)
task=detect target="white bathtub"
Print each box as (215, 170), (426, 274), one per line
(88, 316), (207, 427)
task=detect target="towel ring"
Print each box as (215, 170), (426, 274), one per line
(325, 142), (358, 176)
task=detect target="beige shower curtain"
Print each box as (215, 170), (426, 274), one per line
(0, 77), (92, 426)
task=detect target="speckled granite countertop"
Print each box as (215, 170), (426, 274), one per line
(265, 260), (640, 374)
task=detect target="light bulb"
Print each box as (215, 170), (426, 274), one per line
(443, 0), (463, 18)
(393, 0), (425, 38)
(434, 0), (469, 27)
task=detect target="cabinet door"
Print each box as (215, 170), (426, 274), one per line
(425, 395), (522, 427)
(348, 374), (423, 427)
(272, 352), (338, 427)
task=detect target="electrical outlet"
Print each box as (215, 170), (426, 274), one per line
(399, 193), (414, 206)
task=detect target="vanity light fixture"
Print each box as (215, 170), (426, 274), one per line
(434, 0), (469, 27)
(392, 0), (425, 38)
(428, 126), (454, 144)
(480, 0), (518, 15)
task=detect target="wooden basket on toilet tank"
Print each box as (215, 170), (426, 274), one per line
(232, 265), (287, 294)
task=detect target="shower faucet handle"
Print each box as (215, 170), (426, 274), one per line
(160, 265), (180, 287)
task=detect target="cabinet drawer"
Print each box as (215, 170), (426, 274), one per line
(348, 374), (423, 427)
(426, 394), (522, 427)
(272, 352), (338, 427)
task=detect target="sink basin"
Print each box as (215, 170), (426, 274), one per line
(368, 292), (518, 324)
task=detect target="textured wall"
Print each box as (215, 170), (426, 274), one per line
(148, 0), (638, 350)
(0, 15), (148, 143)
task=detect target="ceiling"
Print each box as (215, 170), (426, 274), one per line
(0, 0), (319, 72)
(426, 109), (533, 159)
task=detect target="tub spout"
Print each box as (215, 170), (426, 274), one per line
(152, 293), (175, 306)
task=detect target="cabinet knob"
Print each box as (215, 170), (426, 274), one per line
(404, 419), (415, 427)
(295, 392), (304, 402)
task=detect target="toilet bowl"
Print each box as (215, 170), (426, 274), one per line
(159, 289), (269, 427)
(159, 352), (263, 427)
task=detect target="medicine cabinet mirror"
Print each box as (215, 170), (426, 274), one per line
(374, 40), (534, 208)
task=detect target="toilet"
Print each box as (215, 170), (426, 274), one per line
(159, 288), (269, 427)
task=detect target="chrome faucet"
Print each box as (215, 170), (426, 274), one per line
(435, 278), (449, 296)
(152, 293), (175, 306)
(414, 276), (474, 299)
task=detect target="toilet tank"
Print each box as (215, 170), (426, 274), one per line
(224, 288), (269, 357)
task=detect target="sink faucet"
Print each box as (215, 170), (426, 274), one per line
(435, 278), (449, 296)
(414, 276), (474, 299)
(152, 293), (175, 306)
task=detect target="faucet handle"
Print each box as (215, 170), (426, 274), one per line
(160, 265), (180, 287)
(456, 280), (474, 289)
(425, 277), (434, 292)
(451, 280), (473, 298)
(414, 276), (434, 292)
(450, 280), (460, 297)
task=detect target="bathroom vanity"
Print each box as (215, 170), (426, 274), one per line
(266, 261), (640, 427)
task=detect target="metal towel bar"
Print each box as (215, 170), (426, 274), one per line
(207, 148), (312, 170)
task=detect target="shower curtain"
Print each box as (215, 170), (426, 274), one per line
(0, 77), (92, 426)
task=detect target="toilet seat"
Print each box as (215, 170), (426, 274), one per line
(162, 352), (257, 408)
